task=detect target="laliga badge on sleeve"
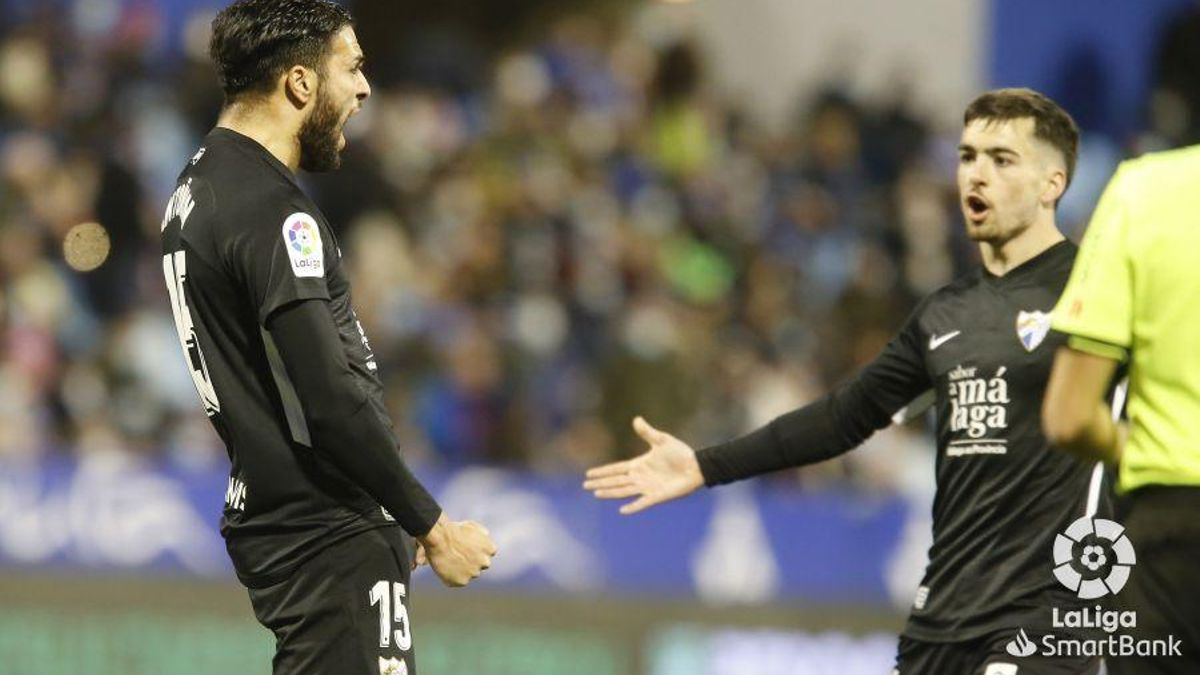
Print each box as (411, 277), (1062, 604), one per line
(282, 212), (324, 278)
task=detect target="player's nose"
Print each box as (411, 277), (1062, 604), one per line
(964, 162), (988, 187)
(357, 72), (371, 102)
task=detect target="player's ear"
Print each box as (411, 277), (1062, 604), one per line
(282, 65), (316, 108)
(1042, 165), (1067, 207)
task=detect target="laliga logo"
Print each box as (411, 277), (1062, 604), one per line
(1053, 516), (1136, 599)
(288, 219), (317, 256)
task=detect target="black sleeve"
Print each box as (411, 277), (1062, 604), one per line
(225, 198), (332, 325)
(266, 298), (442, 537)
(696, 303), (932, 486)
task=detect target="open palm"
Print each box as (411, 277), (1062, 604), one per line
(583, 416), (704, 514)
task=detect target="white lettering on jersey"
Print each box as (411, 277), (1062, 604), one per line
(163, 251), (221, 416)
(356, 319), (373, 353)
(947, 365), (1010, 448)
(224, 476), (248, 512)
(913, 585), (929, 610)
(351, 310), (378, 372)
(161, 179), (196, 232)
(282, 212), (324, 278)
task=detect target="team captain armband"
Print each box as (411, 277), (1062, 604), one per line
(282, 212), (324, 278)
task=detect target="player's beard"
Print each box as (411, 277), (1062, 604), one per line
(298, 86), (343, 173)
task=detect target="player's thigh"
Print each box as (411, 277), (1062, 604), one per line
(894, 635), (976, 674)
(251, 527), (417, 675)
(349, 527), (418, 674)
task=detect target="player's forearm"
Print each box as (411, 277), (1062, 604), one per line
(267, 299), (442, 536)
(696, 394), (860, 486)
(695, 422), (787, 486)
(695, 323), (933, 486)
(306, 393), (443, 535)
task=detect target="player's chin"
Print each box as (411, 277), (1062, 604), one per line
(962, 213), (993, 238)
(964, 222), (996, 242)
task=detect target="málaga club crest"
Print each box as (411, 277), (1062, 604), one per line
(1016, 310), (1052, 352)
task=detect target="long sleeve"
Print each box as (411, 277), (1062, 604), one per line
(697, 304), (932, 486)
(266, 298), (442, 536)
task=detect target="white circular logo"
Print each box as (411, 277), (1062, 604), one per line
(1053, 516), (1136, 599)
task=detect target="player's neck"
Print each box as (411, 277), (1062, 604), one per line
(216, 102), (303, 173)
(979, 218), (1065, 277)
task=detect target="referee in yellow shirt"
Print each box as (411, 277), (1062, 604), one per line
(1044, 146), (1200, 674)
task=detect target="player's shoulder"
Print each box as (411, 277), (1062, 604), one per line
(191, 143), (299, 210)
(1047, 238), (1079, 270)
(185, 131), (315, 236)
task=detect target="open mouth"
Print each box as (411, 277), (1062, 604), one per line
(965, 194), (991, 222)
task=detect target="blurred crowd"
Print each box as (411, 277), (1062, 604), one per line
(3, 0), (1141, 492)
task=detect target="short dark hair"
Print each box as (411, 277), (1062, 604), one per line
(210, 0), (352, 101)
(964, 88), (1080, 188)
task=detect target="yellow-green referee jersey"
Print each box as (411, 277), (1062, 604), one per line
(1052, 145), (1200, 492)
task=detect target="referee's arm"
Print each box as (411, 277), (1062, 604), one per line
(1044, 164), (1133, 465)
(1044, 344), (1123, 465)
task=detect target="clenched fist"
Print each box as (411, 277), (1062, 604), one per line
(418, 515), (498, 587)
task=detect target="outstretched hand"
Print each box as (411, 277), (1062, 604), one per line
(582, 416), (704, 514)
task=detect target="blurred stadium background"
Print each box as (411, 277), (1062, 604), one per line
(1, 0), (1199, 672)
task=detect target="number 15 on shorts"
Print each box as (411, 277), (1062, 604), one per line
(369, 580), (412, 651)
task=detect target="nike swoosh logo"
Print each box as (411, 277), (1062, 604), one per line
(929, 331), (962, 351)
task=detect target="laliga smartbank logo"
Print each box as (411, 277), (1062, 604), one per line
(1053, 515), (1135, 598)
(1002, 515), (1183, 659)
(1006, 629), (1038, 658)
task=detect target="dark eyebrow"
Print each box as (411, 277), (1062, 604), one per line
(957, 144), (1019, 157)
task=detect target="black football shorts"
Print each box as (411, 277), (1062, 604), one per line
(247, 526), (418, 675)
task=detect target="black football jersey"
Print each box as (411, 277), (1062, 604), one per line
(832, 240), (1110, 641)
(160, 128), (403, 587)
(881, 240), (1112, 641)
